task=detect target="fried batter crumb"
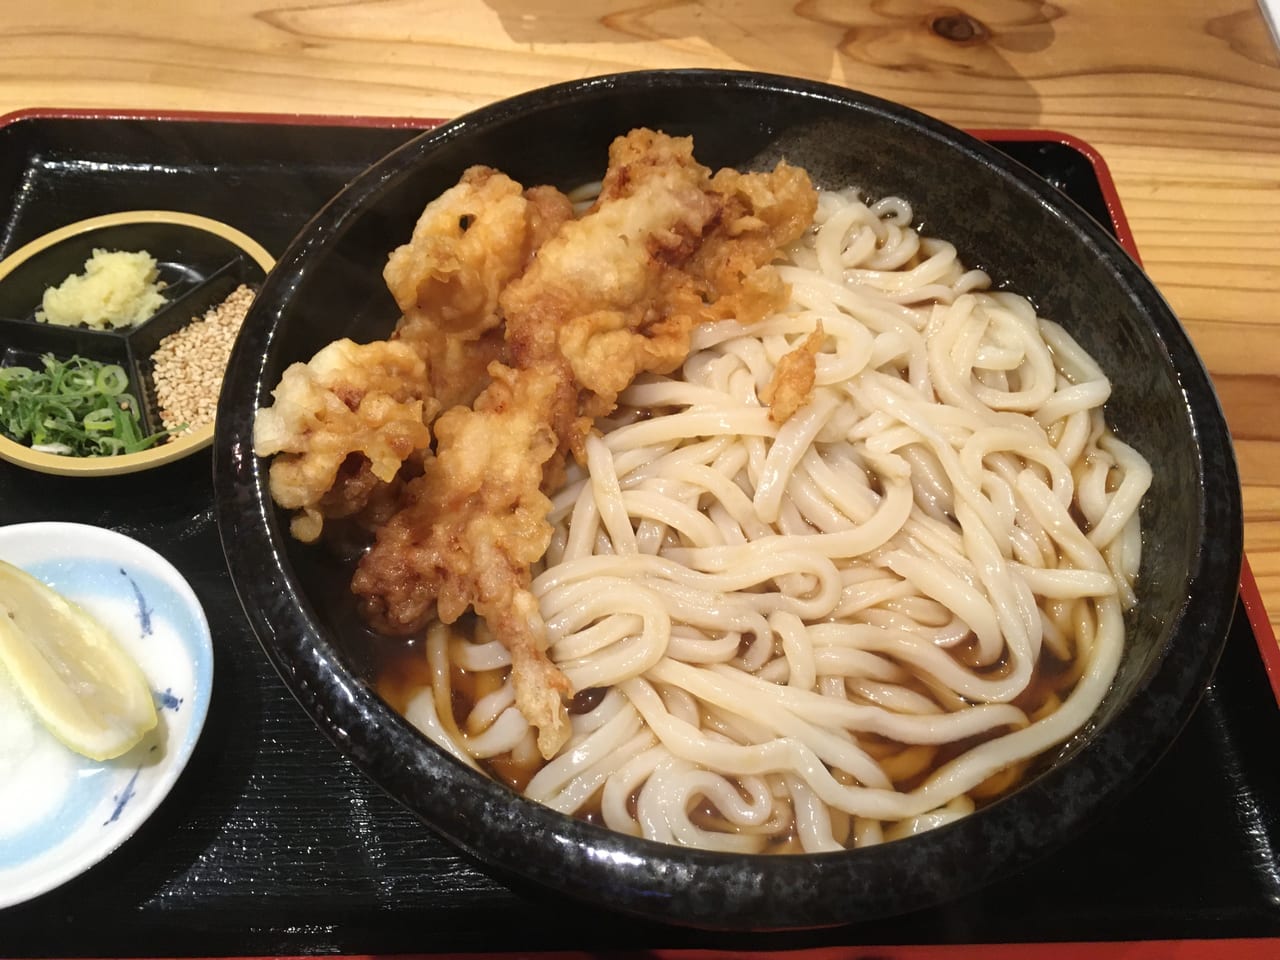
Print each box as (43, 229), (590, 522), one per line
(761, 321), (825, 422)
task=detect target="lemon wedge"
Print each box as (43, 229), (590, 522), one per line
(0, 559), (157, 761)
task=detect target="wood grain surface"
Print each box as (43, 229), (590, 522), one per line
(0, 0), (1276, 629)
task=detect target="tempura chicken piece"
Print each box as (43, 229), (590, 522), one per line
(402, 324), (508, 413)
(257, 173), (573, 545)
(502, 129), (720, 450)
(254, 338), (436, 542)
(353, 129), (818, 758)
(695, 163), (819, 323)
(352, 364), (569, 753)
(385, 167), (574, 409)
(504, 128), (816, 454)
(385, 166), (538, 338)
(762, 322), (825, 422)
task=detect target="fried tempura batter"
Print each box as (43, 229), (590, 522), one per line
(253, 338), (436, 542)
(386, 167), (570, 340)
(257, 170), (574, 544)
(351, 363), (569, 753)
(762, 321), (825, 422)
(261, 129), (818, 758)
(386, 168), (574, 409)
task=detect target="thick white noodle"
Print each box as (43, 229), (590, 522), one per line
(406, 187), (1151, 853)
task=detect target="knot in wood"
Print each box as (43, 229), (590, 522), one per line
(930, 11), (989, 44)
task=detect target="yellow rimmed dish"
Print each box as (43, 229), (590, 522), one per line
(0, 210), (275, 477)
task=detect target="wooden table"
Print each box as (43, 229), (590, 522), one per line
(0, 0), (1276, 631)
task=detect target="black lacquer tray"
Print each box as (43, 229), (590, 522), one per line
(0, 112), (1277, 958)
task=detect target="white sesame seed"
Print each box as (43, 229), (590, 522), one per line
(151, 284), (255, 435)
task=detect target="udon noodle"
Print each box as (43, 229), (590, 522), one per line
(390, 186), (1152, 853)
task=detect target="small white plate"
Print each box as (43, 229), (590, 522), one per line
(0, 522), (213, 910)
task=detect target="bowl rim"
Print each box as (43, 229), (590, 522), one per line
(0, 209), (275, 477)
(214, 68), (1244, 928)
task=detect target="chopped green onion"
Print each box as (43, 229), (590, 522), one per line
(0, 354), (171, 458)
(83, 407), (115, 433)
(95, 365), (128, 395)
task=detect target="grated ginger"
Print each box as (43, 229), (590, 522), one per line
(36, 249), (167, 330)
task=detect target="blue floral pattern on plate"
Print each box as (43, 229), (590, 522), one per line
(0, 522), (213, 909)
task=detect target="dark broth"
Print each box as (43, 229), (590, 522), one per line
(373, 613), (1088, 851)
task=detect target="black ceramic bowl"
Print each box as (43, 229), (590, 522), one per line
(213, 70), (1242, 929)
